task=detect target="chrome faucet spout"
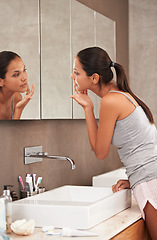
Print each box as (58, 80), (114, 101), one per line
(46, 155), (76, 170)
(25, 151), (75, 170)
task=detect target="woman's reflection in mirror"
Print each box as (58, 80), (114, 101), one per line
(0, 51), (34, 119)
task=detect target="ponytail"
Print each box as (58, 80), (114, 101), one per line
(113, 62), (154, 124)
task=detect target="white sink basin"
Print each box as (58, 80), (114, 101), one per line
(93, 167), (128, 187)
(12, 185), (131, 229)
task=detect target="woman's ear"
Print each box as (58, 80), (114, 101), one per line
(0, 78), (4, 87)
(92, 73), (99, 85)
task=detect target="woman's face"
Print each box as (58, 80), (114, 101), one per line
(71, 57), (92, 92)
(3, 57), (28, 93)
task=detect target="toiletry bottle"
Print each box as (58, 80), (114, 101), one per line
(26, 174), (33, 196)
(0, 196), (6, 233)
(2, 185), (13, 234)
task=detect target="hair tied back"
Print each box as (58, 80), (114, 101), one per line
(110, 61), (115, 68)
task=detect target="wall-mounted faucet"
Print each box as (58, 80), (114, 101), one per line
(24, 146), (75, 170)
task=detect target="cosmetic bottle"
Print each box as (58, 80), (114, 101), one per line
(0, 197), (6, 233)
(26, 174), (33, 196)
(2, 185), (13, 234)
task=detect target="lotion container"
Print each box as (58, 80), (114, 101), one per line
(26, 174), (33, 195)
(2, 185), (12, 234)
(0, 198), (6, 233)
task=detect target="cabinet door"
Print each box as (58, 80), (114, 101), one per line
(41, 0), (72, 119)
(111, 219), (151, 240)
(71, 0), (95, 119)
(0, 0), (40, 119)
(71, 2), (116, 119)
(94, 12), (116, 118)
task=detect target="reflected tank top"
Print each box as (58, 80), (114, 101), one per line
(110, 90), (157, 188)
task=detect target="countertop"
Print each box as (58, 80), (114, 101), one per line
(9, 196), (142, 240)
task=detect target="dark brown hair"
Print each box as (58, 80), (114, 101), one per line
(0, 51), (20, 79)
(77, 47), (154, 124)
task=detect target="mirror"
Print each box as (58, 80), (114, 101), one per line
(71, 0), (116, 119)
(0, 0), (40, 119)
(41, 0), (116, 119)
(0, 0), (116, 120)
(41, 0), (72, 119)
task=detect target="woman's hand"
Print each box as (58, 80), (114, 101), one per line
(16, 83), (35, 110)
(112, 179), (130, 193)
(69, 80), (94, 110)
(13, 83), (35, 119)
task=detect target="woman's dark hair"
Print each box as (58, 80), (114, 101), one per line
(77, 46), (154, 124)
(0, 51), (21, 79)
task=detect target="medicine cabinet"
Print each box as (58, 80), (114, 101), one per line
(0, 0), (115, 120)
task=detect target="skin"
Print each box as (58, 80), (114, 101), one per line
(0, 56), (35, 119)
(70, 57), (157, 239)
(112, 179), (130, 193)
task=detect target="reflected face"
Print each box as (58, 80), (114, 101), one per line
(71, 57), (92, 92)
(3, 57), (28, 93)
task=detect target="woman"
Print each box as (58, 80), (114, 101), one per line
(0, 51), (35, 119)
(70, 46), (157, 239)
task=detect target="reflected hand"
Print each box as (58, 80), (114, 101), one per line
(16, 83), (35, 110)
(69, 80), (94, 110)
(112, 179), (130, 193)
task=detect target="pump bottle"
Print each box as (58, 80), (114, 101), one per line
(2, 185), (13, 234)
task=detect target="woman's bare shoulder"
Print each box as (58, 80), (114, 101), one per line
(100, 91), (126, 120)
(101, 91), (119, 107)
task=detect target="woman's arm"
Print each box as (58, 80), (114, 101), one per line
(94, 96), (119, 159)
(84, 106), (98, 151)
(70, 84), (119, 160)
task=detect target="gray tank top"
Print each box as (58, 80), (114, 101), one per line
(109, 90), (157, 188)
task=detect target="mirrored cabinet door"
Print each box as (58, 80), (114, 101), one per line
(41, 0), (72, 119)
(94, 12), (116, 118)
(71, 0), (95, 119)
(96, 12), (116, 61)
(0, 0), (40, 119)
(71, 2), (116, 119)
